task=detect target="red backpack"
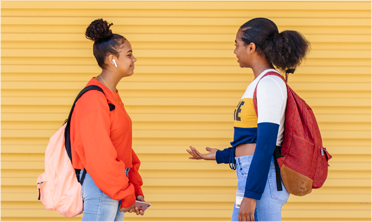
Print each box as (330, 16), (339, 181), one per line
(253, 72), (332, 196)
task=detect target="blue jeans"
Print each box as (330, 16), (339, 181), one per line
(231, 155), (289, 221)
(80, 169), (130, 221)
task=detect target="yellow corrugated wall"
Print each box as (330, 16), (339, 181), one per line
(1, 1), (371, 221)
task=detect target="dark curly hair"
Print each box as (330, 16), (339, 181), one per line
(85, 19), (126, 69)
(239, 18), (309, 72)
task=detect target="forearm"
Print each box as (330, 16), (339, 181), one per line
(129, 150), (144, 197)
(244, 123), (279, 199)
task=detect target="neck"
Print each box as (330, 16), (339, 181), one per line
(251, 57), (275, 79)
(97, 70), (121, 92)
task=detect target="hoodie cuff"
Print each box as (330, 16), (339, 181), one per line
(120, 192), (136, 208)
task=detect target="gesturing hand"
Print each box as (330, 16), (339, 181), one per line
(186, 146), (218, 160)
(239, 197), (256, 221)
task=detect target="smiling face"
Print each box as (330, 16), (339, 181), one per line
(233, 30), (256, 68)
(109, 40), (137, 77)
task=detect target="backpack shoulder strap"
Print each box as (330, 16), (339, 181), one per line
(253, 72), (286, 116)
(252, 72), (287, 192)
(64, 85), (115, 164)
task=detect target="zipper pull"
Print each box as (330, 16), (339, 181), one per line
(37, 182), (44, 200)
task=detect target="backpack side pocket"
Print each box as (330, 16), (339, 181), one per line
(37, 172), (55, 210)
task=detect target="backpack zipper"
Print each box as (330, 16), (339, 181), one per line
(37, 182), (44, 200)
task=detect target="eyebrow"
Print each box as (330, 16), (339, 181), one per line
(127, 50), (132, 53)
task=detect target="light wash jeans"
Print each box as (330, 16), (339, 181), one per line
(80, 168), (130, 221)
(231, 155), (289, 221)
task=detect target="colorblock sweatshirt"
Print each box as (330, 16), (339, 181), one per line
(70, 78), (143, 208)
(216, 69), (287, 200)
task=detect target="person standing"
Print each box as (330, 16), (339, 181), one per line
(187, 17), (309, 221)
(70, 19), (145, 221)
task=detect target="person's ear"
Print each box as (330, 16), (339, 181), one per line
(247, 42), (256, 53)
(107, 54), (116, 67)
(108, 54), (114, 61)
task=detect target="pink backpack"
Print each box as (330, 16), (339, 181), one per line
(37, 85), (115, 217)
(253, 72), (332, 196)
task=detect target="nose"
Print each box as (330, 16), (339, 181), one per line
(132, 56), (137, 63)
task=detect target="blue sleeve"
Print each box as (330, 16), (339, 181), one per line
(215, 147), (236, 169)
(244, 122), (279, 200)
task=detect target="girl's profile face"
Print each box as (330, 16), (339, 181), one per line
(233, 30), (251, 68)
(113, 40), (137, 77)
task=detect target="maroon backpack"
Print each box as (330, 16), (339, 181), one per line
(253, 72), (332, 196)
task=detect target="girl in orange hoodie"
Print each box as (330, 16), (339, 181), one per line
(70, 19), (145, 221)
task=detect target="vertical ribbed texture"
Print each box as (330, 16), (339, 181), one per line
(1, 1), (371, 221)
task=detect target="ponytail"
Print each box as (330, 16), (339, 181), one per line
(265, 30), (309, 72)
(239, 18), (310, 72)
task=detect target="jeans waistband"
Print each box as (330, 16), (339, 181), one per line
(235, 155), (275, 167)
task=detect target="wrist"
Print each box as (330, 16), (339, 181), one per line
(244, 197), (256, 203)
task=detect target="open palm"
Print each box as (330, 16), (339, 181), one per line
(186, 146), (218, 160)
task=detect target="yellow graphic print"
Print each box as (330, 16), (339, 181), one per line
(233, 98), (258, 128)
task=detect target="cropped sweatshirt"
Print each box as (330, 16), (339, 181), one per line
(70, 78), (143, 208)
(215, 69), (287, 200)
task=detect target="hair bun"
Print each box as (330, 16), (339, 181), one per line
(85, 19), (113, 42)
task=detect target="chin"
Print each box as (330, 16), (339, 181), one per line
(122, 71), (134, 78)
(239, 63), (248, 68)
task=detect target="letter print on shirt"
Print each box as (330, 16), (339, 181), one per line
(231, 98), (258, 147)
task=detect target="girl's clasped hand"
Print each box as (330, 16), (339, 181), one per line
(119, 195), (145, 215)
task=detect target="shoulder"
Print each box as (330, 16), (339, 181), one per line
(257, 75), (287, 98)
(258, 75), (286, 90)
(74, 89), (109, 114)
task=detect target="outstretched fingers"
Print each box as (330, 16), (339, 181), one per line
(187, 147), (198, 159)
(190, 146), (205, 159)
(186, 147), (197, 159)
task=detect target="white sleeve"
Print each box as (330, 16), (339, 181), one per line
(256, 76), (287, 125)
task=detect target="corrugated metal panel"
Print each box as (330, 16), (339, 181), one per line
(1, 1), (371, 221)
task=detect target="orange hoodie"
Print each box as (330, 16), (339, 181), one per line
(70, 78), (143, 208)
